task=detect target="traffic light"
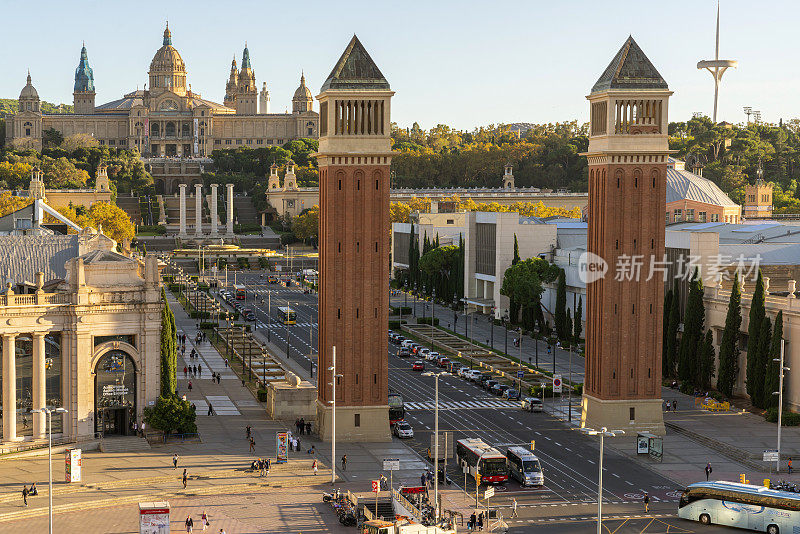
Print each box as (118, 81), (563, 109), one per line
(476, 473), (481, 485)
(531, 440), (535, 451)
(740, 474), (746, 484)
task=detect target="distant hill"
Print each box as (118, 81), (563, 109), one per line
(0, 98), (74, 115)
(504, 123), (536, 134)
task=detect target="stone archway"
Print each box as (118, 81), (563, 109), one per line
(155, 179), (166, 195)
(93, 348), (138, 436)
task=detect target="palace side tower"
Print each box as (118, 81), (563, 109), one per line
(581, 37), (672, 435)
(315, 36), (394, 442)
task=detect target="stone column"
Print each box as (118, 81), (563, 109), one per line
(178, 184), (187, 236)
(226, 183), (234, 235)
(789, 279), (797, 297)
(195, 183), (203, 236)
(2, 334), (17, 442)
(32, 333), (46, 439)
(210, 184), (219, 235)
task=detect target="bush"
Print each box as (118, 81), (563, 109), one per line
(137, 225), (166, 235)
(167, 283), (181, 293)
(257, 389), (269, 402)
(198, 322), (217, 329)
(417, 317), (440, 326)
(765, 408), (800, 426)
(573, 383), (583, 395)
(190, 311), (211, 319)
(679, 382), (694, 395)
(389, 320), (407, 330)
(234, 223), (262, 234)
(143, 395), (197, 435)
(163, 275), (174, 284)
(258, 257), (270, 269)
(280, 232), (298, 245)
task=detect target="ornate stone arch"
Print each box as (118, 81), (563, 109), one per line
(91, 341), (140, 373)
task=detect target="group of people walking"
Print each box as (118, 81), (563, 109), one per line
(294, 418), (312, 435)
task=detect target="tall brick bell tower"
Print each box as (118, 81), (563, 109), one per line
(315, 36), (394, 442)
(581, 37), (672, 435)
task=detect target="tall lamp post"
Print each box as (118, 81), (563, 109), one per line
(422, 371), (449, 522)
(33, 407), (68, 534)
(774, 338), (790, 473)
(431, 288), (436, 326)
(422, 285), (427, 322)
(502, 312), (509, 356)
(402, 281), (408, 324)
(413, 282), (418, 317)
(581, 427), (624, 534)
(285, 300), (291, 361)
(328, 346), (342, 485)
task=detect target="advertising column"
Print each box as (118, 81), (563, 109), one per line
(65, 448), (82, 482)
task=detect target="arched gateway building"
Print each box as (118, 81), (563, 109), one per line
(5, 24), (318, 163)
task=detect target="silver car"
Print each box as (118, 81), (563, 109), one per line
(521, 397), (543, 412)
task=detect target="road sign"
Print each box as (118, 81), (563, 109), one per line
(371, 480), (380, 493)
(463, 464), (470, 474)
(383, 458), (400, 471)
(553, 374), (562, 393)
(763, 450), (779, 462)
(484, 487), (495, 499)
(517, 370), (525, 378)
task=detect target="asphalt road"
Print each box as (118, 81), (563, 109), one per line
(213, 273), (739, 532)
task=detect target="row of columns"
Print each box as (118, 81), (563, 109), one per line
(2, 333), (48, 442)
(178, 183), (234, 237)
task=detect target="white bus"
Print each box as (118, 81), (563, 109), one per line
(455, 438), (508, 484)
(678, 481), (800, 533)
(506, 446), (544, 487)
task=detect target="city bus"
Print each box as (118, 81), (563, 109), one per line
(233, 284), (246, 300)
(455, 438), (508, 484)
(388, 391), (405, 425)
(678, 481), (800, 533)
(277, 306), (296, 325)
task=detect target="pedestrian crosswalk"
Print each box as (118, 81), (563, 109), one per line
(256, 322), (317, 329)
(405, 400), (520, 411)
(190, 395), (241, 416)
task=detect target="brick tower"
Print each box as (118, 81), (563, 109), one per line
(581, 37), (672, 435)
(315, 36), (394, 442)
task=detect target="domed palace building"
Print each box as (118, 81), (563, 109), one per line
(5, 24), (318, 194)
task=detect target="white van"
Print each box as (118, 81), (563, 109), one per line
(506, 446), (544, 487)
(521, 397), (543, 413)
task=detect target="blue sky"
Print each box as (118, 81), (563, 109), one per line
(3, 0), (798, 130)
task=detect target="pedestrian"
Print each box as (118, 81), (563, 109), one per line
(421, 472), (426, 487)
(665, 400), (670, 412)
(141, 421), (146, 436)
(705, 462), (712, 481)
(188, 381), (193, 392)
(133, 421), (138, 435)
(300, 417), (305, 435)
(22, 485), (28, 506)
(296, 437), (301, 452)
(260, 459), (267, 477)
(173, 453), (179, 469)
(193, 365), (198, 377)
(201, 511), (209, 531)
(790, 457), (794, 474)
(672, 400), (677, 412)
(477, 511), (483, 531)
(207, 403), (214, 416)
(182, 468), (188, 489)
(305, 421), (312, 435)
(246, 425), (251, 439)
(225, 358), (229, 368)
(219, 530), (226, 534)
(249, 437), (255, 452)
(184, 514), (194, 533)
(511, 497), (518, 518)
(341, 454), (347, 471)
(198, 364), (202, 377)
(469, 512), (476, 531)
(313, 459), (318, 475)
(308, 445), (316, 455)
(266, 458), (271, 473)
(643, 492), (650, 513)
(216, 374), (221, 384)
(184, 366), (188, 379)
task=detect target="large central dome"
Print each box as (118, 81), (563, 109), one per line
(148, 23), (187, 96)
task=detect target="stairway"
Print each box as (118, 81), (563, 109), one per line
(99, 435), (151, 453)
(232, 195), (260, 226)
(116, 196), (142, 225)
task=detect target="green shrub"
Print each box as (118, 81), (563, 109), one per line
(389, 320), (405, 330)
(163, 275), (174, 284)
(417, 317), (440, 326)
(258, 257), (270, 269)
(137, 225), (167, 235)
(257, 389), (269, 402)
(143, 395), (197, 435)
(234, 223), (262, 234)
(198, 322), (217, 329)
(190, 311), (211, 319)
(167, 284), (181, 293)
(280, 232), (298, 245)
(679, 382), (694, 395)
(765, 408), (800, 426)
(573, 383), (583, 395)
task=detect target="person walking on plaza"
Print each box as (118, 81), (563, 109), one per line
(477, 511), (483, 531)
(184, 366), (188, 379)
(313, 459), (318, 475)
(184, 514), (194, 533)
(246, 425), (251, 439)
(182, 468), (188, 489)
(21, 485), (28, 507)
(305, 421), (312, 435)
(225, 358), (228, 368)
(421, 472), (426, 487)
(249, 437), (255, 452)
(705, 462), (712, 481)
(341, 454), (347, 471)
(672, 400), (677, 412)
(511, 498), (518, 518)
(469, 512), (476, 531)
(643, 492), (650, 513)
(216, 374), (221, 384)
(299, 417), (305, 435)
(789, 458), (794, 474)
(207, 403), (214, 416)
(201, 511), (209, 531)
(198, 364), (202, 377)
(173, 454), (179, 469)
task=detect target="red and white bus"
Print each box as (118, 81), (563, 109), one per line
(233, 284), (246, 300)
(456, 438), (508, 484)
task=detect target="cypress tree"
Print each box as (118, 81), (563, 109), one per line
(745, 271), (766, 400)
(512, 234), (520, 265)
(698, 330), (715, 391)
(554, 269), (567, 341)
(750, 316), (772, 408)
(678, 269), (705, 383)
(765, 311), (784, 410)
(662, 288), (673, 373)
(665, 280), (680, 378)
(565, 310), (572, 346)
(573, 297), (582, 342)
(717, 272), (742, 397)
(160, 288), (177, 397)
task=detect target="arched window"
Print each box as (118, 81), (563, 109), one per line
(150, 123), (160, 137)
(94, 350), (137, 436)
(165, 122), (176, 137)
(181, 123), (190, 137)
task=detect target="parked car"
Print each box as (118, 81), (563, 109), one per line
(397, 348), (411, 358)
(401, 340), (415, 349)
(243, 309), (256, 321)
(503, 388), (520, 400)
(393, 421), (414, 439)
(478, 373), (495, 386)
(484, 380), (498, 391)
(493, 384), (511, 396)
(412, 360), (425, 371)
(448, 362), (464, 374)
(419, 348), (431, 358)
(458, 367), (470, 378)
(521, 397), (543, 412)
(468, 370), (483, 382)
(438, 358), (450, 368)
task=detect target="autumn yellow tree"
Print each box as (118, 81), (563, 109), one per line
(0, 192), (33, 217)
(292, 205), (319, 242)
(55, 202), (135, 243)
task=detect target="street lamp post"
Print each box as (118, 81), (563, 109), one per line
(413, 283), (418, 317)
(422, 285), (427, 322)
(422, 371), (449, 522)
(503, 313), (508, 356)
(403, 282), (409, 325)
(33, 407), (68, 534)
(329, 346), (342, 485)
(432, 288), (436, 326)
(581, 427), (624, 534)
(267, 290), (272, 342)
(285, 300), (291, 361)
(774, 338), (790, 473)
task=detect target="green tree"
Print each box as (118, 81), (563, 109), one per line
(717, 273), (742, 397)
(573, 297), (582, 342)
(419, 245), (459, 304)
(554, 269), (567, 340)
(500, 258), (559, 329)
(764, 311), (784, 410)
(745, 271), (766, 399)
(143, 395), (197, 435)
(698, 330), (716, 390)
(665, 281), (681, 378)
(678, 269), (705, 384)
(160, 289), (177, 397)
(750, 316), (772, 408)
(512, 234), (520, 265)
(42, 127), (64, 148)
